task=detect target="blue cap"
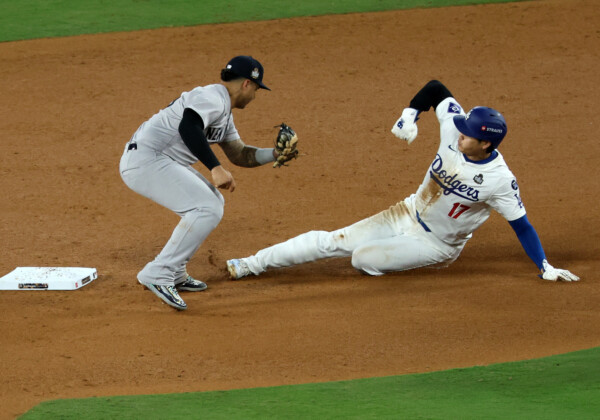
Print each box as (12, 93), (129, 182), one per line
(224, 55), (270, 90)
(453, 106), (507, 147)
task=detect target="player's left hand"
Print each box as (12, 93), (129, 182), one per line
(391, 108), (419, 144)
(273, 123), (298, 168)
(540, 259), (580, 282)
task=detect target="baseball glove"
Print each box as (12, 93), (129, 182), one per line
(273, 123), (299, 168)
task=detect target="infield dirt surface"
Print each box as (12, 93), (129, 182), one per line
(1, 0), (599, 417)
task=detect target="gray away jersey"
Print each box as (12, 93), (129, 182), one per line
(130, 84), (240, 165)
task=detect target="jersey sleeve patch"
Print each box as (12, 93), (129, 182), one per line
(448, 102), (462, 114)
(511, 179), (519, 190)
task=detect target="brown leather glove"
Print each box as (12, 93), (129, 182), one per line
(273, 123), (299, 168)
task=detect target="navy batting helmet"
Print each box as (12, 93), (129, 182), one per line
(453, 107), (507, 148)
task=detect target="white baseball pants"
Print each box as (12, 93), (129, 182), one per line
(244, 201), (462, 276)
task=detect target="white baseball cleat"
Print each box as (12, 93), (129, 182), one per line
(226, 259), (251, 280)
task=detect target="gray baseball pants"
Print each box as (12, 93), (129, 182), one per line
(120, 145), (224, 286)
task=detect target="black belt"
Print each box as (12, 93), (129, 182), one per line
(416, 211), (431, 232)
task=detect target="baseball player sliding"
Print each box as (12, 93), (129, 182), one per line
(120, 56), (298, 310)
(226, 80), (579, 283)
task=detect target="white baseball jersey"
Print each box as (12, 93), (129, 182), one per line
(130, 84), (240, 165)
(238, 96), (528, 277)
(404, 97), (526, 246)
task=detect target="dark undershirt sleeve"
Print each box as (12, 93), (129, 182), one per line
(178, 108), (221, 170)
(409, 80), (454, 113)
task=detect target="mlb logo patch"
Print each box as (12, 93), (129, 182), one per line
(448, 102), (461, 114)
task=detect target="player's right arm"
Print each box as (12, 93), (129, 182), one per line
(508, 215), (579, 282)
(489, 176), (579, 282)
(178, 108), (235, 191)
(391, 80), (454, 143)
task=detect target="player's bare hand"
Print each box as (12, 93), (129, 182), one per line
(540, 259), (580, 282)
(211, 165), (236, 192)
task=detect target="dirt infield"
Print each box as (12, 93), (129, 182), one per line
(1, 0), (599, 417)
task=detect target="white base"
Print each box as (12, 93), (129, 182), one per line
(0, 267), (98, 290)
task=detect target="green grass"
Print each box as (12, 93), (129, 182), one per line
(0, 0), (524, 42)
(21, 346), (600, 419)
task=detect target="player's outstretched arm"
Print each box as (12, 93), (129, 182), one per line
(508, 215), (580, 282)
(219, 139), (276, 168)
(391, 80), (454, 144)
(220, 123), (299, 168)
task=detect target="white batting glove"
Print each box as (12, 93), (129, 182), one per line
(540, 259), (580, 282)
(391, 107), (419, 144)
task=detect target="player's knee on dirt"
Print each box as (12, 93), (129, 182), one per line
(351, 245), (385, 276)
